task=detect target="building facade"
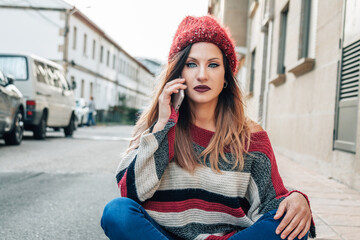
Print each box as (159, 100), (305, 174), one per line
(0, 0), (154, 113)
(209, 0), (360, 191)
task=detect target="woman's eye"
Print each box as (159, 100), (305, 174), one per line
(209, 63), (219, 68)
(186, 62), (197, 68)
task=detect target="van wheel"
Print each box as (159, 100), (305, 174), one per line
(4, 110), (24, 145)
(64, 115), (75, 137)
(34, 113), (47, 139)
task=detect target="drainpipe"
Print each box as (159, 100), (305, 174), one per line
(63, 7), (78, 76)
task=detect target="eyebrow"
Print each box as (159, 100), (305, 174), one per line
(187, 57), (221, 61)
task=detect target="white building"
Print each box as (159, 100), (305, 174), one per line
(0, 0), (155, 113)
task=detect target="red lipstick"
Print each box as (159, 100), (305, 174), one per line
(194, 85), (211, 92)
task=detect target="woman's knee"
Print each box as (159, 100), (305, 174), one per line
(101, 197), (140, 231)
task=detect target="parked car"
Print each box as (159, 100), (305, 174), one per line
(0, 70), (24, 145)
(0, 53), (76, 139)
(75, 98), (89, 126)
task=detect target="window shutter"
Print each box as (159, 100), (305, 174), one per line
(334, 39), (360, 153)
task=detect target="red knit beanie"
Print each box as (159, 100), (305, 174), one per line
(168, 15), (238, 74)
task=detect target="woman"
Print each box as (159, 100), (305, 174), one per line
(101, 16), (316, 240)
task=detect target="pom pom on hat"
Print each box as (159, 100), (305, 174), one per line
(168, 15), (238, 74)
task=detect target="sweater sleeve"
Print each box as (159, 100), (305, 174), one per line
(245, 131), (316, 238)
(115, 108), (178, 203)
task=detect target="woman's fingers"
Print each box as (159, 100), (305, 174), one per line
(276, 192), (312, 239)
(160, 79), (187, 103)
(275, 200), (290, 234)
(282, 215), (303, 240)
(157, 78), (187, 123)
(298, 218), (311, 239)
(274, 200), (287, 220)
(277, 209), (296, 238)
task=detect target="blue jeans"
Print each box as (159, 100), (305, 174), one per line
(101, 197), (309, 240)
(87, 112), (95, 126)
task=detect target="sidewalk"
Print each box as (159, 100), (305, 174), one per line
(276, 152), (360, 240)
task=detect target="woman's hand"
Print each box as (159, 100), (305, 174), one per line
(274, 192), (312, 240)
(153, 78), (187, 132)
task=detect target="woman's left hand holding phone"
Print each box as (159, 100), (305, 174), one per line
(153, 77), (187, 133)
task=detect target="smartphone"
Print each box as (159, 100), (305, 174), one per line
(172, 89), (184, 113)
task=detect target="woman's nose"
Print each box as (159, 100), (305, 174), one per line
(196, 66), (208, 82)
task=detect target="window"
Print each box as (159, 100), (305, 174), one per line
(48, 66), (60, 88)
(58, 71), (70, 90)
(106, 50), (110, 66)
(34, 61), (47, 84)
(83, 33), (87, 56)
(0, 55), (28, 80)
(299, 0), (311, 59)
(81, 79), (85, 98)
(113, 54), (116, 69)
(90, 82), (93, 97)
(249, 49), (256, 94)
(92, 40), (96, 59)
(73, 26), (77, 50)
(0, 71), (6, 85)
(100, 45), (104, 63)
(119, 59), (122, 72)
(71, 76), (75, 90)
(277, 4), (288, 74)
(334, 39), (360, 153)
(46, 67), (56, 87)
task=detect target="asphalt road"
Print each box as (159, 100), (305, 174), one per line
(0, 125), (134, 240)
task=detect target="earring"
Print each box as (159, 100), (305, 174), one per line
(224, 81), (228, 88)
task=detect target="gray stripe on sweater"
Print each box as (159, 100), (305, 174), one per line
(247, 152), (284, 214)
(153, 120), (176, 179)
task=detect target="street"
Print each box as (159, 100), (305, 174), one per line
(0, 125), (134, 240)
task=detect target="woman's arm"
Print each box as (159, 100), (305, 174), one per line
(116, 109), (178, 203)
(116, 78), (187, 204)
(246, 121), (315, 239)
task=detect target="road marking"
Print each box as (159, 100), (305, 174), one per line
(74, 136), (132, 141)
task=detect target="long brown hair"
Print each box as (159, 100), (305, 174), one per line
(127, 44), (251, 172)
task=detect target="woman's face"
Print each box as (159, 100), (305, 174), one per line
(181, 42), (225, 108)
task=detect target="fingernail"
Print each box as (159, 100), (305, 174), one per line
(281, 235), (286, 239)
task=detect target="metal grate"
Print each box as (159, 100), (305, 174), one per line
(340, 39), (360, 99)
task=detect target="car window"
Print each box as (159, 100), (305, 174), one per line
(0, 55), (28, 80)
(34, 61), (47, 84)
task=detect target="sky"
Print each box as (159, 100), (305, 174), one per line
(64, 0), (209, 63)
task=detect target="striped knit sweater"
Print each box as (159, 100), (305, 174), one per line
(116, 109), (315, 239)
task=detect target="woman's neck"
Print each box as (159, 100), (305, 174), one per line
(189, 101), (217, 131)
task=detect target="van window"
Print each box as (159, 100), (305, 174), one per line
(34, 61), (47, 84)
(0, 55), (28, 80)
(46, 67), (55, 86)
(48, 66), (61, 88)
(58, 71), (70, 90)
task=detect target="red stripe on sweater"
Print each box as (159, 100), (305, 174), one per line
(143, 199), (246, 218)
(190, 124), (289, 198)
(205, 230), (236, 239)
(248, 131), (289, 197)
(168, 126), (175, 162)
(119, 170), (128, 197)
(167, 107), (178, 162)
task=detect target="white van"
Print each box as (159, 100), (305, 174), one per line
(0, 53), (76, 139)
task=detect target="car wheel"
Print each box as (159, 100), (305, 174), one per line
(64, 115), (75, 137)
(4, 110), (24, 145)
(33, 113), (47, 139)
